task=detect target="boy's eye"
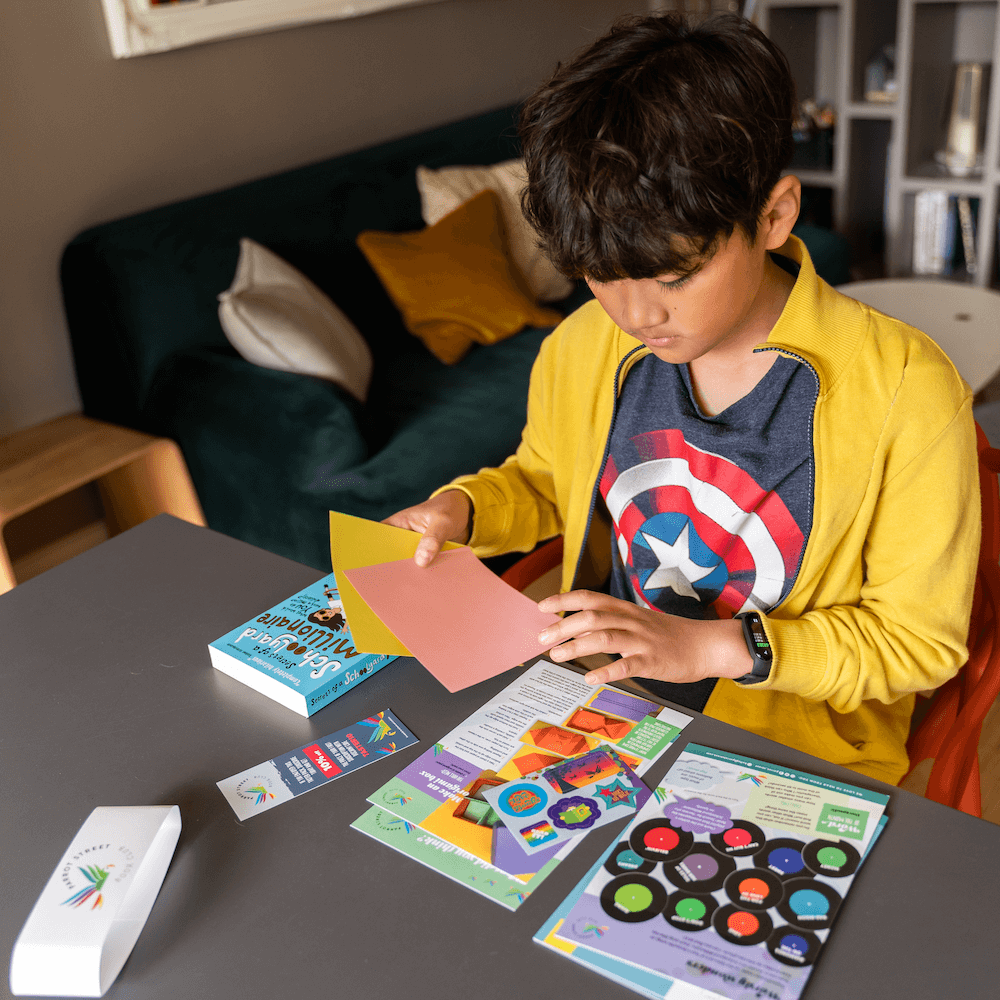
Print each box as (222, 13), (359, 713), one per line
(656, 274), (692, 291)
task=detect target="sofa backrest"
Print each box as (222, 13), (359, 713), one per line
(62, 104), (522, 430)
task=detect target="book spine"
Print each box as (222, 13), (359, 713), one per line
(913, 190), (950, 275)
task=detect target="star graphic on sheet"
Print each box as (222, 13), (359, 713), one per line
(595, 778), (641, 809)
(641, 523), (719, 600)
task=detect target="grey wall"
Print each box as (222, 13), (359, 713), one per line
(0, 0), (640, 437)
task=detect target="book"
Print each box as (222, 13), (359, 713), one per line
(356, 659), (692, 909)
(538, 744), (890, 1000)
(208, 571), (396, 716)
(913, 190), (952, 275)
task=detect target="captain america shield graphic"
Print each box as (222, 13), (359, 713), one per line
(600, 429), (805, 618)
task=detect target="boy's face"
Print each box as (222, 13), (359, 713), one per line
(585, 227), (783, 365)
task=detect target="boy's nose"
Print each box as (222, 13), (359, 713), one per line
(621, 286), (669, 332)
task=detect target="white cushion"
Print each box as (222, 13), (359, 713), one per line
(217, 238), (372, 403)
(416, 159), (574, 304)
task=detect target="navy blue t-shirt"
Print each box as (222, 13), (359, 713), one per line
(598, 296), (817, 710)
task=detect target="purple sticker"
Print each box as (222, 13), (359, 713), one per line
(662, 797), (733, 835)
(549, 796), (602, 830)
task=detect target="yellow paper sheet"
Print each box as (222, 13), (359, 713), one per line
(328, 511), (462, 655)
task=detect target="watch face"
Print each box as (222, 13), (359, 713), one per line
(745, 614), (772, 662)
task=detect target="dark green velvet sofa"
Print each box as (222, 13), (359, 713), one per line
(61, 104), (591, 572)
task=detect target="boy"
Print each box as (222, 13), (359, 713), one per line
(386, 13), (979, 784)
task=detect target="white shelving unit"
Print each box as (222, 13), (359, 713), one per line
(757, 0), (1000, 287)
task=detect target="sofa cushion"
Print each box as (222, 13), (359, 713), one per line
(356, 189), (561, 364)
(217, 238), (373, 402)
(416, 159), (573, 303)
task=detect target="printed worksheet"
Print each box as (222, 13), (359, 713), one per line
(353, 660), (691, 908)
(545, 744), (889, 999)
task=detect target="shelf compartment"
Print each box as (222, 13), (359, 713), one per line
(899, 189), (982, 279)
(905, 2), (996, 181)
(845, 117), (894, 277)
(852, 0), (900, 104)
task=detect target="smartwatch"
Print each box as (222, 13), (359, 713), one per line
(734, 612), (773, 685)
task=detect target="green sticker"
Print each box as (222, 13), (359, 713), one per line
(816, 846), (848, 869)
(615, 883), (654, 913)
(815, 803), (868, 841)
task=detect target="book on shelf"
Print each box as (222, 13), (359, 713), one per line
(913, 190), (977, 277)
(209, 571), (395, 717)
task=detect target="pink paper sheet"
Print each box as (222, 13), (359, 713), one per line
(343, 547), (562, 693)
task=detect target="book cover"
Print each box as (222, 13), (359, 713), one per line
(208, 572), (396, 716)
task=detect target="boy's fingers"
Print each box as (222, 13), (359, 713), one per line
(584, 657), (635, 686)
(414, 531), (445, 567)
(538, 590), (620, 614)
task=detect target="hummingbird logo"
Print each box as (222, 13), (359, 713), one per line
(359, 712), (396, 744)
(247, 785), (275, 805)
(63, 864), (114, 910)
(737, 772), (767, 787)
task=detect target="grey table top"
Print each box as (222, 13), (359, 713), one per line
(3, 515), (998, 999)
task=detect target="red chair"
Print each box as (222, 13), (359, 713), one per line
(500, 536), (564, 593)
(501, 427), (1000, 817)
(904, 422), (1000, 816)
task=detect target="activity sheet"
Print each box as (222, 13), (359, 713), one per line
(546, 744), (889, 999)
(355, 660), (691, 907)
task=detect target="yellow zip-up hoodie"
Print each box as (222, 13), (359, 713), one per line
(441, 237), (980, 784)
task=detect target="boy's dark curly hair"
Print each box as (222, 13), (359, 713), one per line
(519, 13), (795, 282)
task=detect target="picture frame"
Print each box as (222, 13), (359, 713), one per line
(100, 0), (446, 59)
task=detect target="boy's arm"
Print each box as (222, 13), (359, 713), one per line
(755, 398), (981, 712)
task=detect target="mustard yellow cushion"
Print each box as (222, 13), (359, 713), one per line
(356, 189), (562, 365)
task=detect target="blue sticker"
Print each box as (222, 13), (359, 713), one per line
(498, 783), (548, 817)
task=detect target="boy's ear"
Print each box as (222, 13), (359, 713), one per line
(760, 175), (801, 250)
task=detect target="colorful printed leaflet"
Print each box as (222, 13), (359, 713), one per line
(351, 807), (550, 912)
(534, 814), (889, 1000)
(545, 745), (890, 1000)
(217, 709), (417, 820)
(482, 748), (649, 856)
(208, 570), (396, 716)
(360, 660), (691, 910)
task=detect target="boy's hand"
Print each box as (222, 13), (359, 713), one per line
(383, 490), (472, 567)
(536, 590), (752, 686)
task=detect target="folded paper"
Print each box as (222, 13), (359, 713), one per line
(328, 511), (463, 656)
(343, 546), (562, 692)
(10, 805), (181, 998)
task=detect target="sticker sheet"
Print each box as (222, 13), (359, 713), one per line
(548, 744), (889, 1000)
(482, 747), (649, 856)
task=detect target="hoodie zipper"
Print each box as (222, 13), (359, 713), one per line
(570, 345), (646, 591)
